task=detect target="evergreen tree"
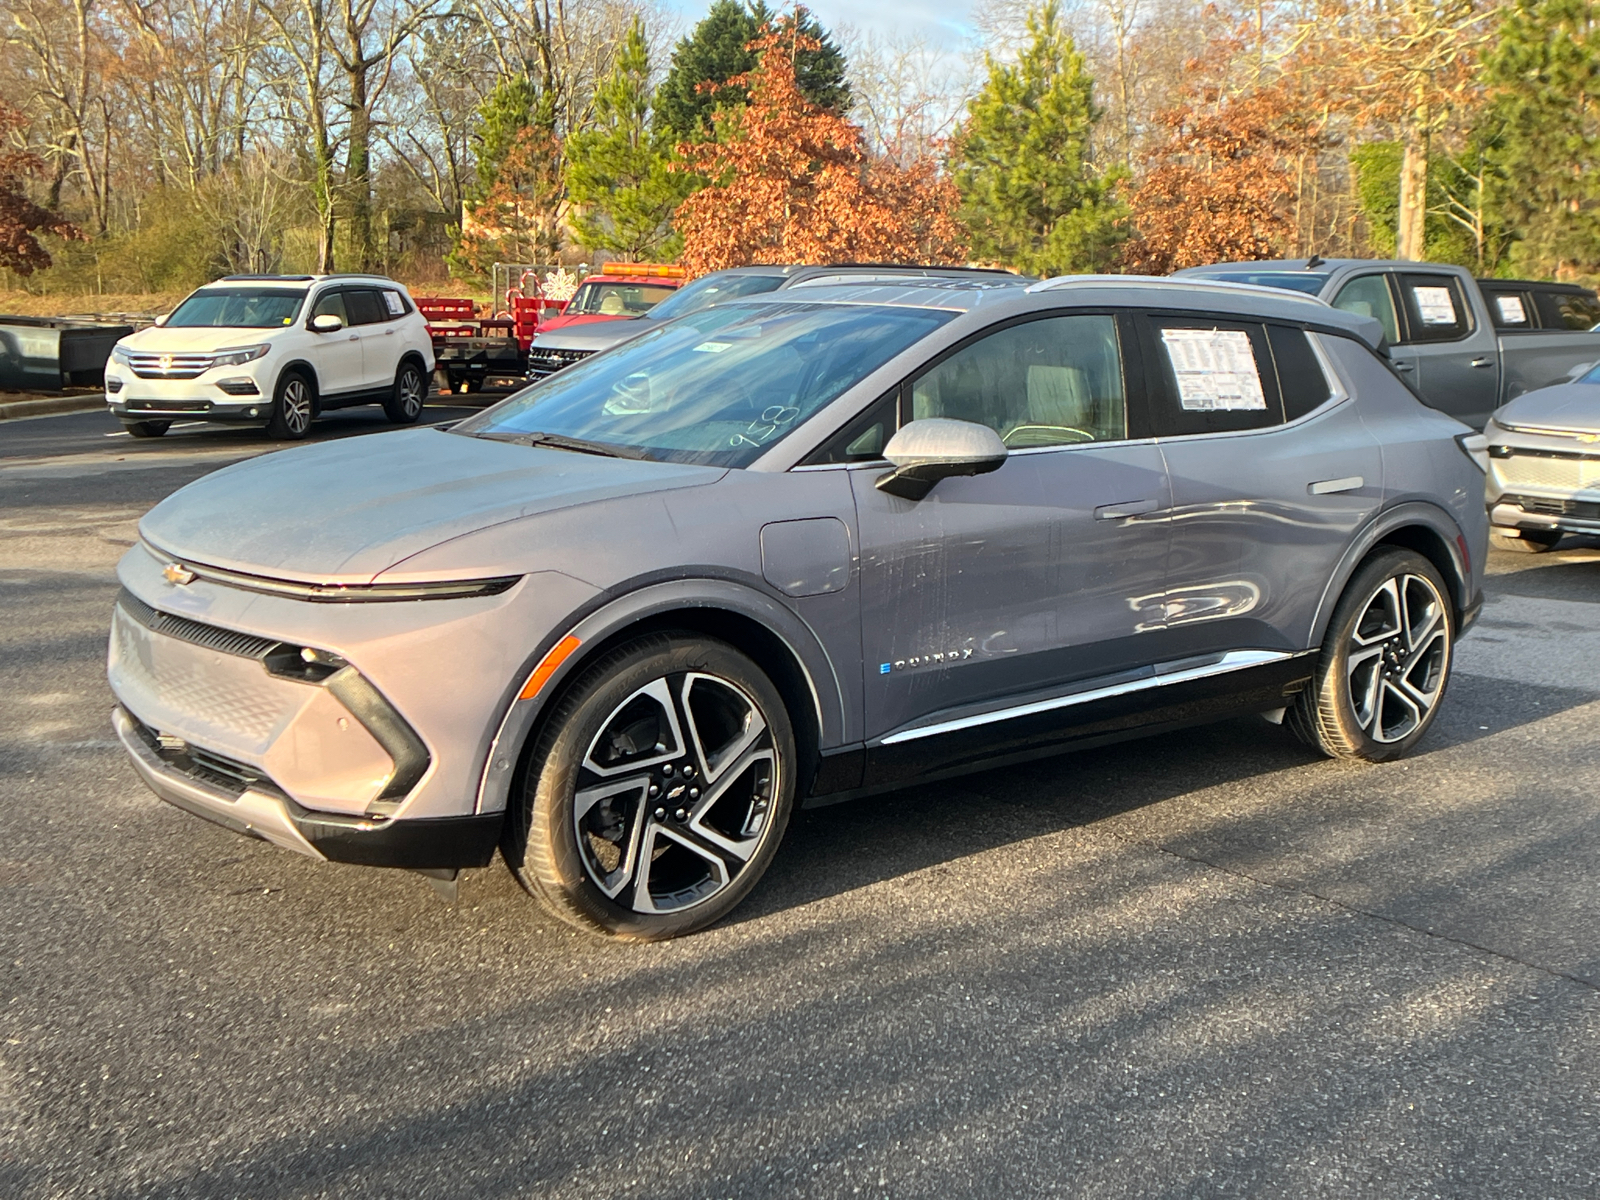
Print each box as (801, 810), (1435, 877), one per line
(655, 1), (850, 142)
(1484, 0), (1600, 276)
(949, 1), (1125, 275)
(566, 18), (694, 260)
(469, 74), (543, 203)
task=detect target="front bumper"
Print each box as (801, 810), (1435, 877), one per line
(106, 366), (270, 423)
(114, 706), (501, 867)
(1486, 430), (1600, 537)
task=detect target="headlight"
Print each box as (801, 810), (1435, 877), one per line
(110, 343), (132, 365)
(211, 344), (271, 368)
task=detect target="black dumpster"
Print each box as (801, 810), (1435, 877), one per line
(0, 316), (135, 391)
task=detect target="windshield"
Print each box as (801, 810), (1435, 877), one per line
(1184, 270), (1330, 296)
(454, 301), (955, 467)
(565, 281), (678, 317)
(643, 272), (786, 321)
(167, 287), (307, 328)
(1579, 363), (1600, 384)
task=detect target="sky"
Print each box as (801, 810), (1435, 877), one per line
(657, 0), (980, 53)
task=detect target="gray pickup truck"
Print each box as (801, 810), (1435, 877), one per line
(1178, 259), (1600, 428)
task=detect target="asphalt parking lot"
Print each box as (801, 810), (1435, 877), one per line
(4, 408), (1600, 1198)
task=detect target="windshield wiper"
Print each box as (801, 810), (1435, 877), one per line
(469, 429), (651, 460)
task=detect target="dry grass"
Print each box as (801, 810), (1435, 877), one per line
(0, 290), (182, 319)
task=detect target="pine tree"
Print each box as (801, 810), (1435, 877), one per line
(1484, 0), (1600, 277)
(948, 1), (1125, 275)
(655, 1), (850, 142)
(469, 74), (543, 204)
(566, 18), (694, 260)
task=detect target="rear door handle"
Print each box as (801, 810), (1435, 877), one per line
(1393, 361), (1415, 373)
(1309, 476), (1364, 495)
(1469, 357), (1493, 368)
(1094, 499), (1159, 520)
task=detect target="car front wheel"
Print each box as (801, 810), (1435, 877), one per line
(383, 360), (426, 424)
(1289, 548), (1454, 762)
(122, 420), (170, 438)
(505, 633), (796, 941)
(266, 371), (314, 440)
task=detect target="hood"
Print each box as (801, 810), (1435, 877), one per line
(1493, 383), (1600, 436)
(121, 325), (289, 355)
(531, 319), (650, 352)
(537, 313), (628, 333)
(139, 427), (726, 582)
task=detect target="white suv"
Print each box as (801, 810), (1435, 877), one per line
(104, 274), (435, 439)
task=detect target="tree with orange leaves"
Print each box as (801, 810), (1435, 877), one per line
(0, 103), (79, 274)
(672, 12), (967, 273)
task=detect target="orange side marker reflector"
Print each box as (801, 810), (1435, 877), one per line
(519, 635), (582, 700)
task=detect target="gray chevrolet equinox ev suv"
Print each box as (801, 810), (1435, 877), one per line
(110, 276), (1488, 940)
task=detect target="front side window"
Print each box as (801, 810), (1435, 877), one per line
(909, 314), (1127, 448)
(1534, 290), (1600, 331)
(310, 290), (348, 324)
(566, 281), (678, 317)
(453, 301), (955, 467)
(1398, 273), (1471, 342)
(166, 287), (307, 329)
(1331, 275), (1400, 345)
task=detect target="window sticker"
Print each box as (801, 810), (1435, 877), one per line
(1495, 295), (1528, 325)
(692, 341), (732, 353)
(1160, 328), (1267, 411)
(383, 290), (404, 315)
(1413, 286), (1459, 325)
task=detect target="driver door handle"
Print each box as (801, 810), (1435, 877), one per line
(1469, 357), (1493, 368)
(1393, 361), (1415, 373)
(1095, 499), (1159, 520)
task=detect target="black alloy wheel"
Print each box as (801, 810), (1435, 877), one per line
(505, 633), (796, 941)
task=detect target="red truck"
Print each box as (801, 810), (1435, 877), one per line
(416, 263), (687, 394)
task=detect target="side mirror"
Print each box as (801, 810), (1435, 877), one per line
(310, 313), (344, 333)
(152, 313), (169, 327)
(876, 418), (1008, 501)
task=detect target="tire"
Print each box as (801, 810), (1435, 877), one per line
(504, 633), (796, 941)
(266, 370), (314, 440)
(122, 420), (170, 439)
(383, 360), (426, 424)
(1492, 528), (1561, 553)
(1289, 548), (1454, 762)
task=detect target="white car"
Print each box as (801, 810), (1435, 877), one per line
(104, 274), (435, 439)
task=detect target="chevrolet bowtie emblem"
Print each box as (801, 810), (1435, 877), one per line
(163, 562), (196, 586)
(158, 354), (173, 372)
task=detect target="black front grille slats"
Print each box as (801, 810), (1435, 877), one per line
(1504, 494), (1600, 520)
(117, 589), (279, 660)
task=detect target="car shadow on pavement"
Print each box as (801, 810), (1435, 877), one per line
(1485, 554), (1600, 602)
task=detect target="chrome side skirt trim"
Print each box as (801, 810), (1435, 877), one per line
(877, 649), (1296, 746)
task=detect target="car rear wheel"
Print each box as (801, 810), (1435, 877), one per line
(383, 360), (426, 424)
(1492, 528), (1561, 553)
(122, 420), (170, 438)
(266, 371), (314, 440)
(505, 633), (796, 941)
(1289, 548), (1454, 762)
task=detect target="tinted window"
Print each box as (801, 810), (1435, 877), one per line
(167, 287), (306, 328)
(1534, 289), (1600, 331)
(453, 301), (955, 467)
(1144, 315), (1282, 435)
(909, 314), (1127, 448)
(344, 288), (387, 326)
(645, 272), (785, 321)
(310, 290), (348, 324)
(1398, 273), (1471, 342)
(808, 390), (899, 464)
(1483, 289), (1533, 328)
(1268, 325), (1335, 421)
(1331, 275), (1400, 345)
(1183, 270), (1330, 296)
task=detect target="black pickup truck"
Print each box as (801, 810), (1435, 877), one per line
(1178, 259), (1600, 428)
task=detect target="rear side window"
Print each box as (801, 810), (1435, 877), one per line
(1268, 325), (1335, 421)
(1483, 289), (1533, 329)
(1331, 275), (1400, 345)
(1534, 289), (1600, 331)
(1398, 273), (1471, 342)
(344, 289), (387, 326)
(379, 288), (411, 317)
(1143, 315), (1282, 435)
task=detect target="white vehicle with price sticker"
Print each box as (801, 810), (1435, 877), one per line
(104, 273), (434, 440)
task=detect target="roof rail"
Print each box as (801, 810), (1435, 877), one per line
(218, 275), (316, 282)
(1025, 274), (1332, 306)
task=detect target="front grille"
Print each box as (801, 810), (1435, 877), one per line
(117, 589), (279, 660)
(1495, 453), (1600, 492)
(1504, 494), (1600, 520)
(128, 352), (214, 379)
(106, 377), (123, 394)
(526, 347), (593, 376)
(126, 712), (276, 798)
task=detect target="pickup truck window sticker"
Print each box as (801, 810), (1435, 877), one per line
(1160, 328), (1267, 411)
(1414, 286), (1459, 326)
(1496, 295), (1528, 325)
